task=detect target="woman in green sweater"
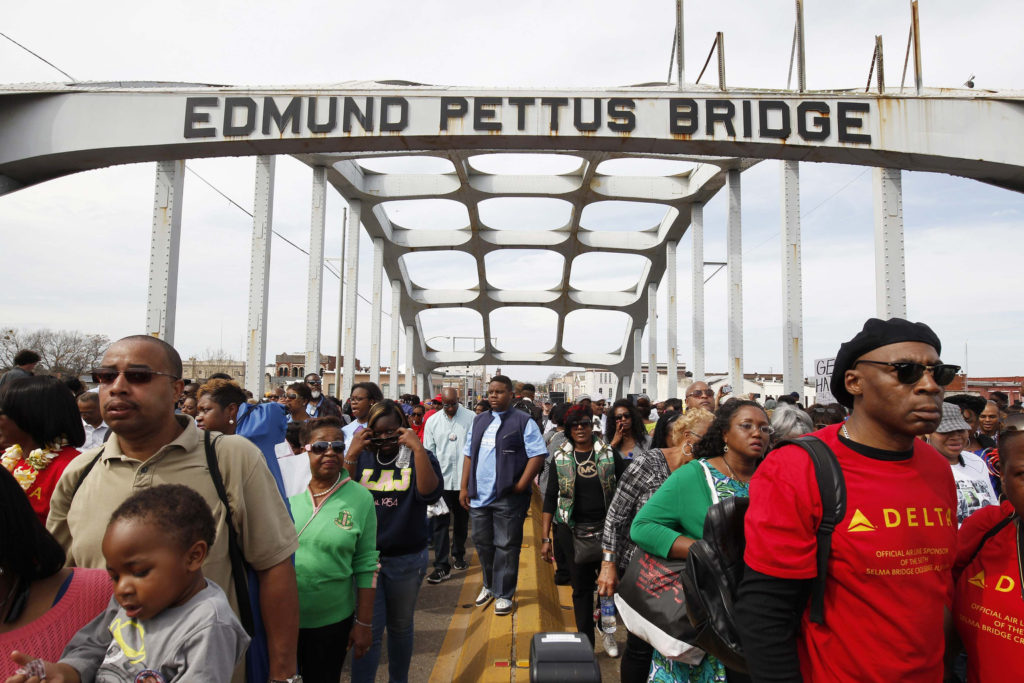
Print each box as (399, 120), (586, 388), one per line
(630, 399), (770, 683)
(291, 417), (379, 682)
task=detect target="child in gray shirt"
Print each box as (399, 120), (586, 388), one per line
(6, 485), (249, 683)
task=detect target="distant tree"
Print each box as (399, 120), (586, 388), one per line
(1, 328), (110, 378)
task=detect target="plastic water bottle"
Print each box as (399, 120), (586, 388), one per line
(396, 445), (412, 469)
(599, 596), (617, 633)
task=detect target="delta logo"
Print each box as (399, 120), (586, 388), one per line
(847, 509), (877, 532)
(966, 570), (1018, 593)
(844, 507), (954, 532)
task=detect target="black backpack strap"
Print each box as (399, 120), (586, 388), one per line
(203, 431), (255, 635)
(778, 436), (846, 625)
(70, 447), (105, 501)
(963, 512), (1016, 570)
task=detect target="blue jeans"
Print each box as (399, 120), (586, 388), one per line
(469, 491), (531, 600)
(350, 547), (428, 683)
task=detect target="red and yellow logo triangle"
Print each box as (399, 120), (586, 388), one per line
(847, 509), (877, 532)
(968, 571), (987, 589)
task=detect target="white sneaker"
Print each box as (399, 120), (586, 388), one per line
(601, 631), (619, 658)
(494, 598), (514, 616)
(475, 587), (493, 607)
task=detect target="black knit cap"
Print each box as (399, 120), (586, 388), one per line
(830, 318), (942, 409)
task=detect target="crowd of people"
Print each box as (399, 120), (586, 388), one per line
(0, 318), (1022, 682)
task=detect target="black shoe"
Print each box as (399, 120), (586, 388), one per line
(427, 568), (451, 584)
(452, 559), (469, 571)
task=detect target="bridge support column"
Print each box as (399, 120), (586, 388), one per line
(873, 168), (907, 319)
(342, 200), (361, 394)
(244, 156), (275, 396)
(146, 159), (184, 343)
(305, 167), (326, 375)
(727, 170), (744, 394)
(632, 328), (643, 395)
(390, 280), (401, 398)
(620, 375), (630, 399)
(648, 283), (658, 401)
(690, 203), (705, 381)
(334, 209), (347, 398)
(406, 325), (415, 396)
(667, 241), (678, 399)
(781, 160), (804, 397)
(369, 237), (384, 386)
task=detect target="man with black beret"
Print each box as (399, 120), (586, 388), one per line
(736, 318), (960, 682)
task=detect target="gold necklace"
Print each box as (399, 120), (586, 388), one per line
(720, 455), (750, 485)
(574, 450), (597, 478)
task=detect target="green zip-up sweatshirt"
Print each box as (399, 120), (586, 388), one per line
(290, 478), (379, 628)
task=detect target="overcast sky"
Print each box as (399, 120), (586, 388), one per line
(2, 0), (1023, 386)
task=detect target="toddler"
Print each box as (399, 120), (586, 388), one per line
(6, 484), (249, 682)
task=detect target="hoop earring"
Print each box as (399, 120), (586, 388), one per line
(723, 444), (729, 453)
(682, 443), (693, 457)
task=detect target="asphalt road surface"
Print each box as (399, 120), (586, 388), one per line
(341, 542), (625, 682)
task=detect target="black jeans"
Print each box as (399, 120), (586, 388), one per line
(552, 522), (570, 581)
(298, 614), (353, 682)
(431, 489), (469, 570)
(556, 523), (601, 646)
(620, 630), (654, 683)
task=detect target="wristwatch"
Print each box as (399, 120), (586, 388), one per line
(270, 676), (303, 683)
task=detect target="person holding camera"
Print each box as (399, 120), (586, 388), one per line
(344, 400), (443, 683)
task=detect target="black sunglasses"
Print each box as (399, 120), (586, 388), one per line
(567, 421), (593, 430)
(687, 389), (715, 398)
(614, 414), (631, 421)
(305, 440), (344, 454)
(369, 433), (401, 447)
(852, 360), (961, 386)
(92, 368), (180, 385)
(306, 380), (322, 386)
(285, 393), (300, 400)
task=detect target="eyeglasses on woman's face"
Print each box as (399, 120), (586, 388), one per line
(614, 413), (631, 422)
(735, 422), (774, 435)
(285, 393), (300, 400)
(568, 422), (593, 431)
(305, 440), (344, 454)
(369, 434), (400, 447)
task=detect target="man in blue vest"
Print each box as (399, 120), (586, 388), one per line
(460, 375), (547, 616)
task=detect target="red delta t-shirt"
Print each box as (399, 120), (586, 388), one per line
(952, 500), (1024, 683)
(744, 424), (957, 682)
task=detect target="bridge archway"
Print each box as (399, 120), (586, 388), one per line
(2, 83), (1022, 397)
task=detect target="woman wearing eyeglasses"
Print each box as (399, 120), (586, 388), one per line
(541, 405), (627, 657)
(291, 416), (378, 682)
(630, 400), (769, 682)
(284, 382), (312, 424)
(344, 399), (443, 683)
(0, 376), (85, 525)
(597, 407), (712, 682)
(605, 398), (650, 462)
(409, 405), (426, 439)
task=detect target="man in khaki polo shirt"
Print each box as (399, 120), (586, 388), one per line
(47, 335), (302, 683)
